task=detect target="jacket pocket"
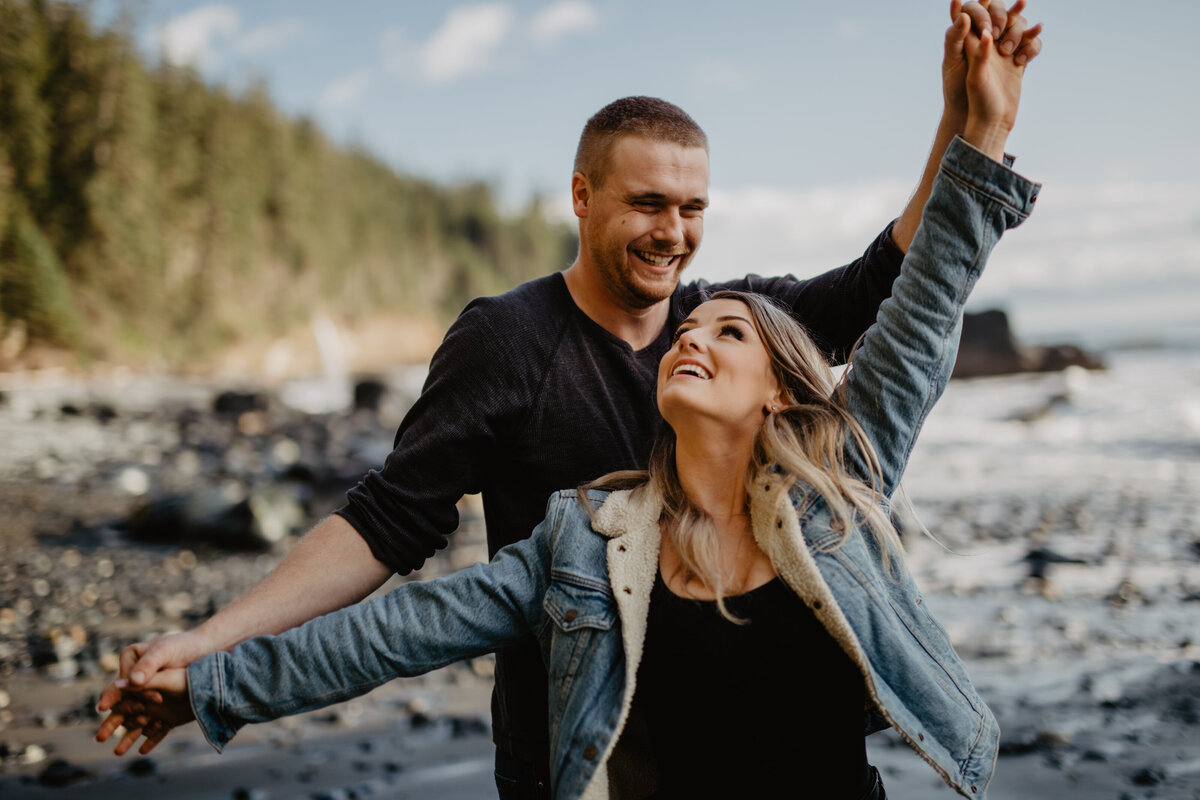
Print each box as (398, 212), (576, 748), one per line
(542, 574), (615, 706)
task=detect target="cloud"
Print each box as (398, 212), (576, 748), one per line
(683, 177), (1200, 343)
(834, 17), (865, 41)
(319, 69), (373, 108)
(417, 3), (515, 83)
(235, 18), (304, 56)
(693, 180), (911, 284)
(529, 0), (599, 47)
(152, 4), (240, 67)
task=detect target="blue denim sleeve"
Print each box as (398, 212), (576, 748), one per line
(840, 136), (1041, 496)
(186, 513), (555, 752)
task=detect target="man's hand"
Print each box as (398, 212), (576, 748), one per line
(95, 668), (193, 756)
(95, 630), (210, 751)
(945, 1), (1043, 120)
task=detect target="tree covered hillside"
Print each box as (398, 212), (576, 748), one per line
(0, 0), (577, 367)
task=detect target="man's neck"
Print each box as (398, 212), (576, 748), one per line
(561, 263), (671, 351)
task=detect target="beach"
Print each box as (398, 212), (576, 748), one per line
(1, 347), (1197, 798)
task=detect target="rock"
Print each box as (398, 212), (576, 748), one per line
(953, 309), (1106, 379)
(37, 758), (92, 787)
(232, 788), (270, 800)
(214, 391), (269, 416)
(1130, 765), (1166, 785)
(1020, 548), (1088, 580)
(116, 466), (151, 496)
(449, 715), (489, 738)
(954, 310), (1024, 378)
(124, 485), (304, 550)
(353, 379), (388, 412)
(125, 756), (157, 776)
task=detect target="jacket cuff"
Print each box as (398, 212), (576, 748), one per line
(188, 652), (241, 753)
(942, 135), (1041, 221)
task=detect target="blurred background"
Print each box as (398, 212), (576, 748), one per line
(1, 1), (1198, 798)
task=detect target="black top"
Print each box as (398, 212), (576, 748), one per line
(634, 573), (870, 799)
(335, 225), (903, 760)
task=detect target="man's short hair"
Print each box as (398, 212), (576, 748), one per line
(574, 96), (708, 188)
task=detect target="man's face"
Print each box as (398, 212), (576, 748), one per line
(575, 136), (709, 310)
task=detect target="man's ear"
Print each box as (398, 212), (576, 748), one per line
(571, 172), (590, 219)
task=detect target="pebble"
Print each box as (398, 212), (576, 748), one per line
(1130, 765), (1166, 786)
(232, 788), (270, 800)
(20, 744), (47, 765)
(119, 757), (156, 777)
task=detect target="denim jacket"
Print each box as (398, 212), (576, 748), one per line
(187, 137), (1039, 799)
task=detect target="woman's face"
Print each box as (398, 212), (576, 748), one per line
(657, 298), (782, 437)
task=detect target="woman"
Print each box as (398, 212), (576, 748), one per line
(100, 23), (1039, 800)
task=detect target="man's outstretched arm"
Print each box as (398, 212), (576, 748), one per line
(890, 0), (1042, 252)
(96, 515), (391, 726)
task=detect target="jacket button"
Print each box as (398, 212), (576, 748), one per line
(812, 601), (823, 610)
(583, 745), (599, 760)
(830, 519), (845, 531)
(564, 609), (578, 622)
(970, 787), (978, 794)
(918, 733), (925, 741)
(623, 587), (632, 594)
(617, 545), (626, 552)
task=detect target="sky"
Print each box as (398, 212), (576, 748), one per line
(92, 0), (1200, 347)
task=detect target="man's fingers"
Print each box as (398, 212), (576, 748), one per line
(946, 11), (971, 55)
(960, 2), (995, 38)
(117, 643), (148, 679)
(1014, 25), (1043, 66)
(128, 645), (170, 686)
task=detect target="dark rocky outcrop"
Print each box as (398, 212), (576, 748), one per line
(953, 309), (1106, 379)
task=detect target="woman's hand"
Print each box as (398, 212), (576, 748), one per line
(953, 2), (1043, 161)
(944, 1), (1043, 123)
(94, 668), (194, 756)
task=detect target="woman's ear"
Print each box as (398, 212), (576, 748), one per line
(764, 387), (786, 415)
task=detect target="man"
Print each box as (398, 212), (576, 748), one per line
(99, 2), (1041, 796)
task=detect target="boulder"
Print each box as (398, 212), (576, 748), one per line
(953, 309), (1105, 379)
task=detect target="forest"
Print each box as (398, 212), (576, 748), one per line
(0, 0), (578, 367)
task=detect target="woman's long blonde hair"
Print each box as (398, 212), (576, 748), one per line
(584, 290), (903, 619)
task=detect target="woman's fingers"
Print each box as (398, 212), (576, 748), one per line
(997, 0), (1027, 56)
(112, 725), (144, 757)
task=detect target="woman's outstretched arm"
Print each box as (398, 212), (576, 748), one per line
(100, 515), (555, 756)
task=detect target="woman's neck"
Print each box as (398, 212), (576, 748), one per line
(664, 428), (775, 598)
(673, 429), (754, 528)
